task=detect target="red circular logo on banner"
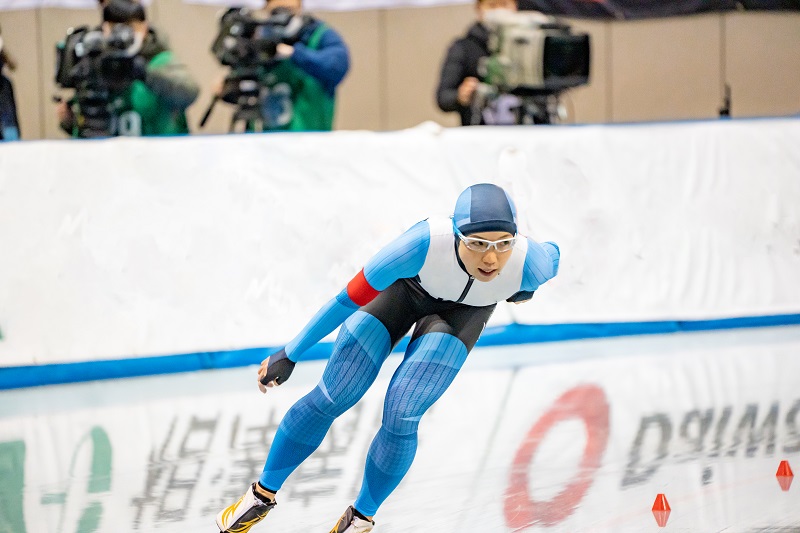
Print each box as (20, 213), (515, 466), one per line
(504, 384), (610, 529)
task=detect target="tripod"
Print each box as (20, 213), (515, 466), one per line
(472, 84), (565, 126)
(199, 72), (270, 133)
(513, 93), (562, 125)
(229, 97), (266, 133)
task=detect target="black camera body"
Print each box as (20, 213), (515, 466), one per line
(201, 7), (310, 130)
(56, 24), (144, 91)
(211, 7), (306, 69)
(55, 24), (146, 137)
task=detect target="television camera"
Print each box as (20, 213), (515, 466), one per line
(55, 23), (146, 137)
(200, 7), (307, 131)
(476, 10), (591, 125)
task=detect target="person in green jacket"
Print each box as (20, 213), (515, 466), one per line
(56, 0), (199, 138)
(211, 0), (350, 132)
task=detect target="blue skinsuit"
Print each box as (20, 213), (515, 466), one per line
(259, 216), (559, 517)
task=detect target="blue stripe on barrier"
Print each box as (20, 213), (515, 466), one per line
(2, 313), (800, 390)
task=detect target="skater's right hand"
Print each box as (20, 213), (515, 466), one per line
(257, 348), (296, 393)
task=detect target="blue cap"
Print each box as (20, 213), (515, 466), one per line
(453, 183), (517, 236)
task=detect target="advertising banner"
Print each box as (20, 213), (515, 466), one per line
(0, 0), (149, 10)
(0, 0), (469, 12)
(2, 0), (796, 14)
(1, 327), (799, 531)
(518, 0), (800, 19)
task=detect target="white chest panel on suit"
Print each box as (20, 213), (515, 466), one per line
(416, 217), (527, 307)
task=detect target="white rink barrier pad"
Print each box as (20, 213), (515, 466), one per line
(3, 119), (800, 374)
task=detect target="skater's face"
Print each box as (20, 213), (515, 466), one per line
(457, 230), (515, 282)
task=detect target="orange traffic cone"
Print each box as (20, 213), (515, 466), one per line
(776, 460), (794, 491)
(652, 493), (671, 527)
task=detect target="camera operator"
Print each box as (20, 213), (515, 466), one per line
(56, 0), (199, 137)
(210, 0), (350, 132)
(0, 23), (20, 140)
(436, 0), (517, 126)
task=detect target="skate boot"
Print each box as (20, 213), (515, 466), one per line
(216, 482), (276, 533)
(328, 505), (375, 533)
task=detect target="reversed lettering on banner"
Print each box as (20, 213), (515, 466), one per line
(622, 399), (799, 487)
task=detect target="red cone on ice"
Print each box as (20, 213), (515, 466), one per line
(652, 493), (671, 527)
(776, 460), (794, 491)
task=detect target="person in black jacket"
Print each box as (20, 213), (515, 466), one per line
(436, 0), (516, 126)
(0, 24), (20, 140)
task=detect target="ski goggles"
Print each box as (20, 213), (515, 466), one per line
(455, 230), (516, 253)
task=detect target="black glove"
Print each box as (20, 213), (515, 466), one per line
(506, 290), (535, 303)
(259, 348), (296, 387)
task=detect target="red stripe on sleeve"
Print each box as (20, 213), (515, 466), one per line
(347, 269), (380, 307)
